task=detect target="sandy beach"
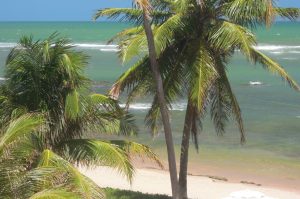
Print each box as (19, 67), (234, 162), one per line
(79, 166), (300, 199)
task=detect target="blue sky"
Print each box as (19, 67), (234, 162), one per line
(0, 0), (299, 21)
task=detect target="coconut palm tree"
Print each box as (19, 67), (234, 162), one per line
(0, 113), (105, 198)
(95, 1), (179, 197)
(0, 34), (162, 198)
(95, 0), (300, 198)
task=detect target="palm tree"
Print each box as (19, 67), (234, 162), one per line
(95, 1), (179, 198)
(0, 113), (106, 198)
(0, 34), (162, 198)
(95, 0), (300, 198)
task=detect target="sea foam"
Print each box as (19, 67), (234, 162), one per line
(1, 42), (300, 55)
(0, 42), (17, 48)
(254, 44), (300, 51)
(120, 102), (186, 111)
(0, 42), (119, 51)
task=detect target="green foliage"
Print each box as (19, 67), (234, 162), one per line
(104, 188), (171, 199)
(97, 0), (300, 148)
(0, 34), (161, 198)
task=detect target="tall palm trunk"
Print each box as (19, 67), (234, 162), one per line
(141, 7), (179, 199)
(178, 101), (193, 199)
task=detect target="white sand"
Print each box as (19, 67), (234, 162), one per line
(79, 166), (300, 199)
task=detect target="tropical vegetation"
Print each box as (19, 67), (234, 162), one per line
(104, 188), (171, 199)
(0, 34), (161, 198)
(96, 0), (180, 197)
(95, 0), (300, 198)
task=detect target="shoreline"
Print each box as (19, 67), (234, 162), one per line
(79, 166), (300, 199)
(131, 155), (300, 194)
(136, 147), (300, 193)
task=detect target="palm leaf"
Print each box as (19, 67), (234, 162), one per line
(250, 48), (300, 91)
(0, 113), (44, 154)
(213, 57), (245, 143)
(209, 21), (256, 58)
(37, 149), (104, 199)
(65, 90), (80, 120)
(109, 140), (163, 168)
(56, 140), (135, 182)
(274, 7), (300, 20)
(29, 189), (81, 199)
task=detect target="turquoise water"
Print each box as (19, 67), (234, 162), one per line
(0, 22), (300, 171)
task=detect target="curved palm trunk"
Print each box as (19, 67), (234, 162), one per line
(178, 101), (193, 199)
(141, 9), (179, 199)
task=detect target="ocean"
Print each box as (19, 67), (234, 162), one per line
(0, 21), (300, 186)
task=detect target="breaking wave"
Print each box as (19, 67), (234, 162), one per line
(1, 42), (300, 54)
(119, 102), (186, 111)
(0, 42), (119, 51)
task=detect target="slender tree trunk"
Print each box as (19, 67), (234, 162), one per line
(141, 10), (179, 199)
(178, 101), (193, 199)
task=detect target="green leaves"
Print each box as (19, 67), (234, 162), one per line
(100, 0), (300, 149)
(250, 48), (300, 91)
(210, 21), (256, 58)
(189, 41), (218, 112)
(0, 33), (159, 198)
(4, 33), (88, 118)
(56, 139), (134, 182)
(153, 13), (184, 55)
(109, 140), (163, 168)
(0, 113), (44, 154)
(37, 150), (104, 199)
(275, 8), (300, 20)
(29, 189), (81, 199)
(223, 0), (274, 27)
(65, 90), (80, 120)
(94, 8), (144, 23)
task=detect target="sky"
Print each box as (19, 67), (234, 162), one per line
(0, 0), (299, 21)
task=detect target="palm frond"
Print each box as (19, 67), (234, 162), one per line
(250, 48), (300, 91)
(223, 0), (277, 27)
(94, 8), (170, 24)
(37, 149), (104, 198)
(108, 26), (144, 44)
(65, 90), (80, 120)
(109, 57), (151, 99)
(145, 98), (162, 135)
(154, 13), (184, 55)
(56, 140), (135, 182)
(109, 140), (163, 168)
(274, 7), (300, 20)
(29, 189), (81, 199)
(120, 32), (147, 62)
(210, 21), (256, 59)
(94, 8), (144, 23)
(0, 113), (44, 154)
(213, 57), (245, 143)
(189, 42), (218, 111)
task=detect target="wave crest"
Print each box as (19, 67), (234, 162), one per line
(120, 103), (186, 111)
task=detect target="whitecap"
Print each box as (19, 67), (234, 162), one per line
(0, 42), (17, 48)
(75, 43), (117, 49)
(0, 42), (119, 52)
(120, 102), (186, 111)
(120, 103), (151, 110)
(249, 81), (263, 85)
(255, 44), (300, 51)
